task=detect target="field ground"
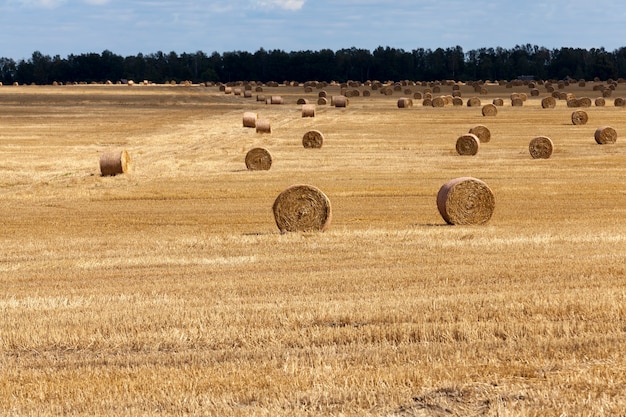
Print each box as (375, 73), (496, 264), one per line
(1, 81), (625, 416)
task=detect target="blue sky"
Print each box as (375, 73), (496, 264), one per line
(1, 0), (625, 61)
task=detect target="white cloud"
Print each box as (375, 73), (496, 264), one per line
(84, 0), (110, 4)
(254, 0), (306, 11)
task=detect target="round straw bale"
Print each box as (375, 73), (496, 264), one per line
(567, 98), (580, 108)
(243, 111), (257, 128)
(224, 87), (232, 94)
(432, 96), (445, 107)
(272, 184), (332, 233)
(318, 90), (327, 98)
(256, 94), (266, 102)
(317, 97), (328, 105)
(436, 177), (495, 225)
(255, 118), (271, 133)
(595, 97), (605, 106)
(333, 96), (348, 107)
(468, 125), (491, 143)
(245, 147), (272, 170)
(422, 98), (432, 106)
(243, 90), (252, 98)
(456, 133), (480, 155)
(301, 104), (316, 118)
(511, 97), (524, 106)
(296, 98), (309, 105)
(614, 97), (626, 107)
(541, 96), (557, 108)
(594, 126), (617, 144)
(571, 110), (588, 125)
(492, 98), (504, 106)
(529, 136), (554, 159)
(467, 97), (481, 107)
(578, 97), (592, 107)
(302, 130), (324, 148)
(482, 103), (497, 116)
(100, 150), (130, 176)
(362, 90), (371, 97)
(270, 96), (283, 104)
(413, 92), (423, 99)
(452, 97), (464, 106)
(397, 97), (413, 108)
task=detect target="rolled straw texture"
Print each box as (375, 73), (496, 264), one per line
(302, 130), (324, 148)
(571, 110), (588, 125)
(301, 104), (316, 118)
(482, 103), (497, 116)
(468, 125), (491, 143)
(397, 97), (413, 108)
(541, 96), (557, 108)
(333, 96), (348, 107)
(467, 97), (481, 107)
(529, 136), (554, 159)
(242, 112), (257, 128)
(492, 98), (504, 106)
(272, 184), (332, 233)
(595, 97), (606, 107)
(437, 177), (495, 225)
(100, 150), (130, 176)
(317, 97), (328, 105)
(270, 96), (284, 104)
(594, 126), (617, 144)
(245, 147), (272, 170)
(456, 133), (480, 155)
(255, 118), (271, 133)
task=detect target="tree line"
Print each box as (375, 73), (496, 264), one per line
(2, 44), (626, 85)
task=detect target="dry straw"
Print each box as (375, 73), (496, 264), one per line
(272, 184), (332, 233)
(296, 98), (309, 105)
(571, 110), (588, 125)
(301, 104), (316, 118)
(255, 118), (271, 133)
(541, 96), (557, 108)
(595, 97), (606, 107)
(467, 97), (481, 107)
(594, 126), (617, 144)
(456, 133), (480, 155)
(242, 112), (257, 128)
(302, 130), (324, 149)
(397, 97), (413, 108)
(100, 150), (130, 176)
(436, 177), (495, 225)
(492, 98), (504, 106)
(469, 125), (491, 143)
(432, 96), (445, 107)
(529, 136), (554, 159)
(270, 96), (284, 105)
(482, 103), (497, 116)
(317, 97), (328, 105)
(333, 96), (348, 107)
(245, 148), (272, 170)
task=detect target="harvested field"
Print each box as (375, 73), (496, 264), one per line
(1, 82), (625, 416)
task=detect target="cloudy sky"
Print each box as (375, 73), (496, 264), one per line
(1, 0), (625, 60)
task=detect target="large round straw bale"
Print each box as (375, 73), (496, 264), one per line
(255, 118), (271, 133)
(301, 104), (316, 118)
(318, 90), (327, 98)
(578, 97), (592, 107)
(256, 95), (266, 102)
(245, 147), (272, 170)
(362, 89), (371, 97)
(243, 111), (257, 128)
(422, 98), (433, 106)
(456, 133), (480, 155)
(302, 130), (324, 148)
(270, 96), (283, 104)
(317, 97), (328, 105)
(333, 96), (348, 107)
(296, 98), (309, 105)
(492, 98), (504, 106)
(567, 98), (580, 108)
(272, 184), (332, 233)
(431, 96), (445, 107)
(614, 97), (626, 107)
(243, 90), (252, 98)
(397, 97), (413, 108)
(100, 150), (130, 176)
(468, 125), (491, 143)
(436, 177), (495, 225)
(413, 92), (423, 99)
(529, 136), (554, 159)
(594, 126), (617, 144)
(571, 110), (588, 125)
(452, 97), (464, 106)
(511, 97), (524, 106)
(541, 96), (557, 108)
(595, 97), (606, 106)
(467, 97), (481, 107)
(482, 103), (497, 116)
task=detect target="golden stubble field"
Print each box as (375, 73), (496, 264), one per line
(1, 81), (625, 416)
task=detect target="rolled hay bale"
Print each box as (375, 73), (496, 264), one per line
(578, 97), (592, 107)
(571, 110), (588, 125)
(567, 98), (580, 108)
(301, 104), (316, 118)
(614, 97), (626, 107)
(511, 97), (524, 106)
(243, 90), (252, 98)
(436, 177), (495, 225)
(242, 111), (257, 128)
(256, 95), (266, 102)
(333, 95), (349, 107)
(270, 95), (284, 105)
(296, 98), (309, 105)
(272, 184), (332, 233)
(100, 150), (130, 176)
(362, 89), (371, 97)
(317, 97), (328, 105)
(431, 96), (445, 107)
(233, 88), (242, 96)
(468, 125), (491, 143)
(452, 97), (464, 106)
(595, 97), (606, 107)
(302, 130), (324, 148)
(456, 133), (480, 155)
(245, 147), (272, 170)
(541, 96), (557, 108)
(224, 87), (232, 94)
(413, 92), (423, 100)
(318, 90), (327, 98)
(467, 97), (481, 107)
(255, 118), (271, 134)
(482, 103), (497, 116)
(492, 98), (504, 106)
(422, 98), (433, 106)
(594, 126), (617, 144)
(529, 136), (554, 159)
(397, 97), (413, 108)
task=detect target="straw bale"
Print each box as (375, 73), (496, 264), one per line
(578, 97), (592, 107)
(541, 96), (557, 108)
(333, 96), (348, 107)
(511, 97), (524, 106)
(100, 150), (130, 176)
(301, 104), (316, 118)
(529, 136), (554, 159)
(571, 110), (588, 125)
(614, 97), (626, 107)
(255, 118), (271, 133)
(492, 98), (504, 106)
(469, 125), (491, 143)
(296, 98), (309, 105)
(482, 104), (497, 116)
(302, 130), (324, 148)
(456, 133), (480, 155)
(436, 177), (495, 225)
(595, 97), (606, 107)
(431, 96), (445, 107)
(397, 97), (413, 108)
(245, 147), (272, 170)
(594, 126), (617, 144)
(467, 97), (481, 107)
(317, 97), (328, 105)
(452, 97), (464, 106)
(272, 184), (332, 233)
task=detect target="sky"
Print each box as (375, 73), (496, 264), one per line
(1, 0), (626, 61)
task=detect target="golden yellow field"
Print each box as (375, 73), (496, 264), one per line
(1, 81), (625, 416)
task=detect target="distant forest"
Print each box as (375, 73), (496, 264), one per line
(2, 44), (626, 85)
